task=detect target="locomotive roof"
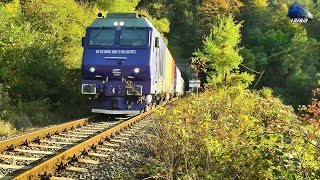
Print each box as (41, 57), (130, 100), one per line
(89, 13), (154, 28)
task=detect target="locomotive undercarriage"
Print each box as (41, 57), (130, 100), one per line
(82, 78), (174, 115)
(83, 78), (153, 114)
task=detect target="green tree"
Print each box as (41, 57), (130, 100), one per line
(193, 14), (254, 89)
(20, 0), (97, 68)
(138, 0), (198, 58)
(282, 30), (320, 106)
(0, 0), (97, 127)
(93, 0), (140, 12)
(239, 0), (320, 107)
(196, 0), (243, 47)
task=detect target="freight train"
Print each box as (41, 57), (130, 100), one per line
(81, 13), (185, 115)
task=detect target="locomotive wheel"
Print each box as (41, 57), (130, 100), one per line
(143, 104), (151, 112)
(165, 93), (170, 102)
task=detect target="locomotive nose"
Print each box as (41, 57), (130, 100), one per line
(108, 85), (122, 95)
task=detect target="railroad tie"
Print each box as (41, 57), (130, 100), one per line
(0, 175), (14, 180)
(0, 154), (39, 161)
(125, 131), (137, 135)
(68, 131), (95, 135)
(87, 124), (109, 129)
(66, 166), (89, 173)
(96, 147), (115, 152)
(40, 140), (74, 145)
(88, 152), (109, 158)
(0, 163), (32, 170)
(59, 133), (88, 138)
(119, 133), (132, 137)
(97, 122), (115, 125)
(77, 129), (98, 133)
(83, 127), (105, 131)
(51, 176), (76, 180)
(103, 142), (120, 147)
(28, 143), (63, 149)
(50, 136), (81, 141)
(14, 148), (54, 155)
(115, 136), (130, 140)
(110, 139), (126, 144)
(78, 158), (100, 165)
(131, 127), (142, 131)
(133, 124), (145, 128)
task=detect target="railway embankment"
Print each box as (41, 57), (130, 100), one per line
(140, 87), (320, 179)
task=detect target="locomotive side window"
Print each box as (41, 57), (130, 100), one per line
(120, 29), (148, 46)
(159, 38), (164, 78)
(89, 28), (115, 46)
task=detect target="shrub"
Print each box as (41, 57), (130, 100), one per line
(0, 120), (16, 136)
(152, 87), (320, 179)
(0, 83), (11, 119)
(258, 87), (273, 98)
(18, 99), (51, 126)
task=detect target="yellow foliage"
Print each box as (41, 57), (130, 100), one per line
(252, 0), (268, 7)
(199, 0), (244, 15)
(0, 120), (16, 137)
(4, 0), (20, 15)
(153, 87), (319, 179)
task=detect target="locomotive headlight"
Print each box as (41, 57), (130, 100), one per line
(133, 68), (140, 74)
(119, 21), (125, 26)
(113, 21), (119, 26)
(146, 95), (152, 103)
(89, 67), (95, 73)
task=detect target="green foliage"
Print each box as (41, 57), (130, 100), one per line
(0, 84), (11, 120)
(139, 0), (319, 108)
(138, 10), (170, 44)
(153, 88), (320, 179)
(238, 0), (320, 107)
(0, 0), (97, 129)
(20, 0), (97, 68)
(197, 0), (243, 40)
(258, 87), (273, 98)
(138, 0), (198, 58)
(282, 30), (320, 106)
(95, 0), (140, 12)
(130, 158), (167, 179)
(193, 14), (254, 88)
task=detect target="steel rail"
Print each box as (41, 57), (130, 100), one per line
(0, 118), (89, 152)
(12, 110), (154, 180)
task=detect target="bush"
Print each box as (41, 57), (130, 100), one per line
(18, 99), (51, 126)
(0, 1), (95, 128)
(0, 120), (16, 136)
(0, 83), (11, 118)
(258, 87), (273, 98)
(152, 87), (320, 179)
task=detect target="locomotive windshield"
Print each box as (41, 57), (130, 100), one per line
(89, 28), (115, 46)
(120, 29), (148, 46)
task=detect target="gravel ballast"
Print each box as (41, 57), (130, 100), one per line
(53, 116), (158, 179)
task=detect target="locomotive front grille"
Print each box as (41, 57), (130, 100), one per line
(126, 85), (142, 96)
(82, 84), (97, 94)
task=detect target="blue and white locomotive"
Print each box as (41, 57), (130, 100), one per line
(81, 13), (184, 115)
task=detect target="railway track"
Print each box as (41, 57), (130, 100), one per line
(0, 107), (155, 180)
(53, 117), (153, 179)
